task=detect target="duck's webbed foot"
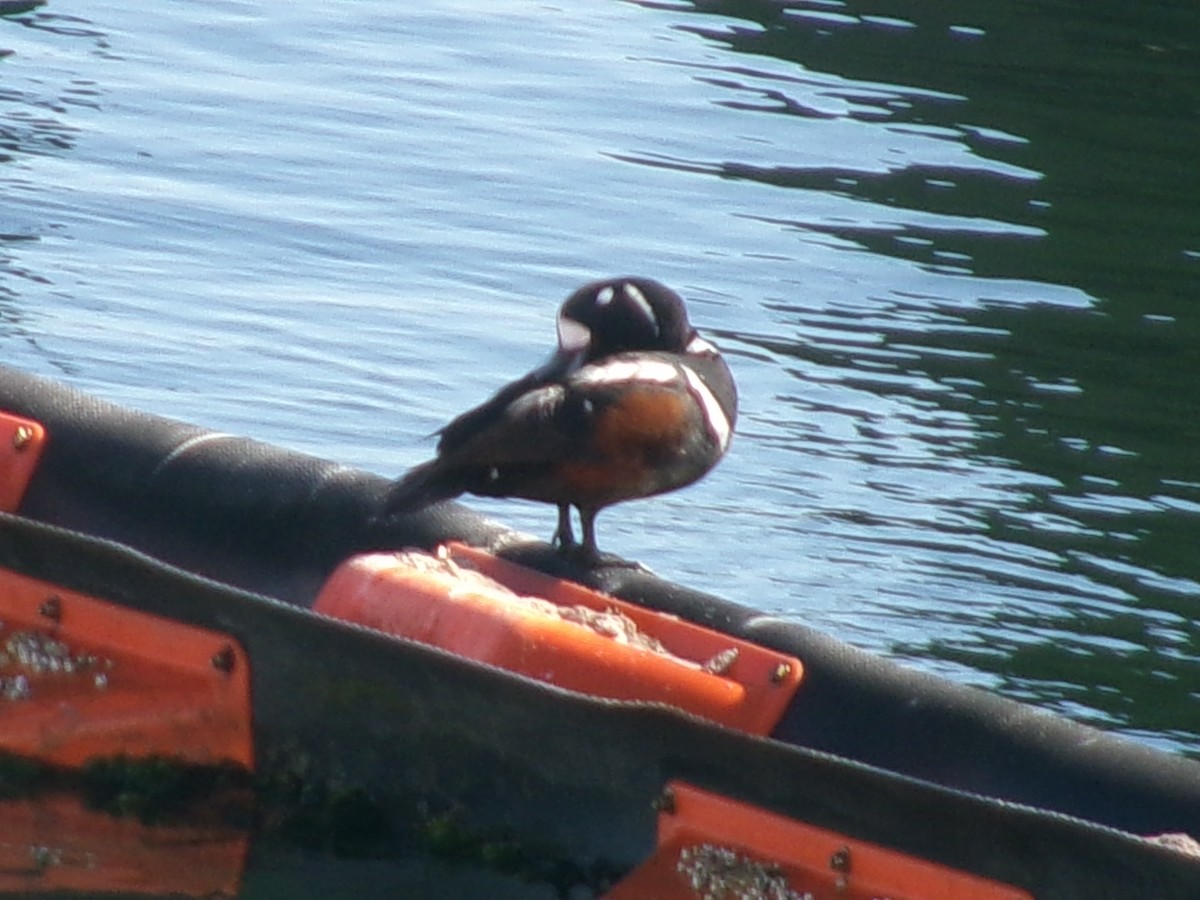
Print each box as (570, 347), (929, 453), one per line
(553, 505), (645, 570)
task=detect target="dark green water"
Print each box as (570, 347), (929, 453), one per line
(1, 0), (1197, 766)
(661, 0), (1200, 754)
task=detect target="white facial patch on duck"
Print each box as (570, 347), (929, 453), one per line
(622, 282), (659, 334)
(573, 358), (680, 387)
(556, 315), (592, 356)
(682, 367), (733, 453)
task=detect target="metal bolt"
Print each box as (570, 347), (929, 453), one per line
(652, 786), (677, 815)
(829, 845), (852, 874)
(770, 662), (792, 684)
(12, 425), (33, 451)
(39, 596), (62, 622)
(211, 644), (236, 674)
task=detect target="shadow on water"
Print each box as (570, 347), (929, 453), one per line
(0, 8), (96, 159)
(635, 0), (1200, 752)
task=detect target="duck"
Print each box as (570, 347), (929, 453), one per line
(378, 277), (737, 563)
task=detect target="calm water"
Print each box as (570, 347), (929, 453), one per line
(2, 0), (1199, 762)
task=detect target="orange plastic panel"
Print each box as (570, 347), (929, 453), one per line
(314, 543), (803, 735)
(0, 411), (46, 513)
(0, 568), (254, 769)
(606, 780), (1033, 900)
(0, 792), (246, 897)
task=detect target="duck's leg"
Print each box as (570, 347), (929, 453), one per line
(551, 505), (603, 564)
(573, 506), (648, 570)
(552, 503), (576, 548)
(577, 506), (600, 562)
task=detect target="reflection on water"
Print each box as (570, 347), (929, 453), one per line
(0, 0), (1197, 759)
(650, 0), (1200, 752)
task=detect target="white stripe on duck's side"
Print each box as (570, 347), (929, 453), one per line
(573, 358), (680, 387)
(573, 357), (733, 453)
(682, 366), (733, 453)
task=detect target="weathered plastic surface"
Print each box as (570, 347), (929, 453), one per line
(0, 566), (253, 769)
(315, 543), (802, 735)
(607, 781), (1032, 900)
(0, 411), (46, 514)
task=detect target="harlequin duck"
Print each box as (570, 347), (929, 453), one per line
(379, 277), (738, 563)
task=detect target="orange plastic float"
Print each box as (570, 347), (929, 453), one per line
(605, 780), (1034, 900)
(0, 792), (247, 898)
(0, 568), (254, 769)
(314, 541), (804, 735)
(0, 410), (47, 513)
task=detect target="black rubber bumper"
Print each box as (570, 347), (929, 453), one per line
(1, 363), (1198, 858)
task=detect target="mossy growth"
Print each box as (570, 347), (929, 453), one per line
(0, 749), (625, 897)
(0, 750), (56, 798)
(79, 754), (254, 827)
(418, 808), (622, 898)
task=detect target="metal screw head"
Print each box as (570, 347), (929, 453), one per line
(211, 644), (236, 674)
(12, 425), (33, 451)
(652, 786), (677, 815)
(770, 662), (792, 684)
(38, 596), (62, 622)
(829, 845), (852, 874)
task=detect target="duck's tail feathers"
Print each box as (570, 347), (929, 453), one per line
(375, 459), (465, 522)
